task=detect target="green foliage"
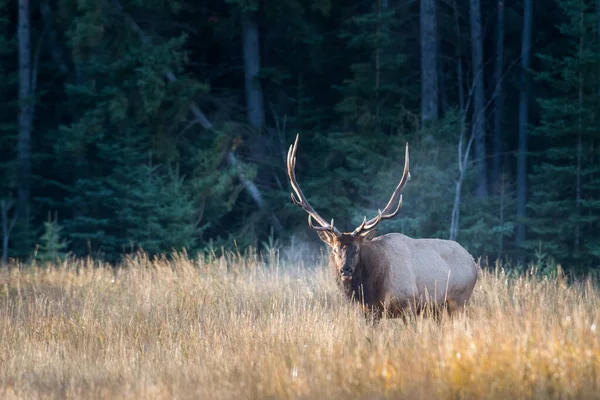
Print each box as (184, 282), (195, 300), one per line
(335, 2), (415, 136)
(36, 216), (69, 264)
(0, 0), (596, 272)
(116, 164), (197, 256)
(0, 0), (20, 257)
(37, 0), (237, 261)
(529, 0), (600, 269)
(224, 0), (259, 13)
(459, 186), (516, 259)
(0, 0), (15, 198)
(188, 132), (245, 237)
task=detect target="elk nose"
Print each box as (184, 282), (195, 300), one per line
(340, 267), (352, 276)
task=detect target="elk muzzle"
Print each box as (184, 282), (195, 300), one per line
(340, 266), (353, 280)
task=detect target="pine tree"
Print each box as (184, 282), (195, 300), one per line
(303, 1), (421, 234)
(528, 0), (600, 269)
(116, 164), (199, 256)
(36, 215), (69, 264)
(0, 0), (19, 262)
(335, 1), (416, 136)
(40, 0), (236, 260)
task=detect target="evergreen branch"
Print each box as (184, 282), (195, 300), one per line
(111, 0), (283, 234)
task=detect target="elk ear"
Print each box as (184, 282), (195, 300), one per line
(361, 230), (378, 241)
(317, 231), (336, 246)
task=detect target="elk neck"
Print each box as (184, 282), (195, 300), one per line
(337, 238), (389, 308)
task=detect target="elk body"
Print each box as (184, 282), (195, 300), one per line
(287, 135), (479, 322)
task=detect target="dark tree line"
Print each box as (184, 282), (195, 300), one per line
(0, 0), (598, 270)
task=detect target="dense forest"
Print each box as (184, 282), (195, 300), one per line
(0, 0), (598, 271)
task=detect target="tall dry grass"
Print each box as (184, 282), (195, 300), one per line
(0, 250), (599, 399)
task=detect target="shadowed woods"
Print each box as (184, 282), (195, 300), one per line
(2, 0), (599, 272)
(1, 251), (599, 399)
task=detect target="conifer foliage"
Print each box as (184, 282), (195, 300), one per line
(529, 0), (600, 269)
(0, 0), (597, 269)
(36, 214), (69, 264)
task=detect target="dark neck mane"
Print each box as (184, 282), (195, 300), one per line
(334, 240), (388, 309)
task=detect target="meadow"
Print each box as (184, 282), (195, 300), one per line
(1, 250), (599, 399)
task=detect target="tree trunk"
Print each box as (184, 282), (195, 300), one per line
(469, 0), (488, 197)
(420, 0), (439, 124)
(575, 4), (584, 256)
(450, 0), (472, 242)
(17, 0), (32, 232)
(516, 0), (533, 249)
(1, 200), (17, 267)
(450, 61), (474, 242)
(226, 152), (283, 232)
(492, 0), (505, 189)
(437, 32), (448, 116)
(111, 1), (281, 233)
(241, 10), (265, 130)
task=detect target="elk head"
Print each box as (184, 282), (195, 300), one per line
(286, 134), (410, 281)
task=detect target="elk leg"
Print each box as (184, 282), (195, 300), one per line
(445, 299), (465, 317)
(362, 303), (383, 326)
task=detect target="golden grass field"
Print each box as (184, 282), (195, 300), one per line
(1, 250), (599, 399)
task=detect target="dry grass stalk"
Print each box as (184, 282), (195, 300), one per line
(0, 251), (599, 399)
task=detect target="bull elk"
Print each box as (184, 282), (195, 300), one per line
(287, 134), (478, 322)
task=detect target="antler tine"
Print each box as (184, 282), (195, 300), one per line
(361, 209), (383, 232)
(287, 134), (341, 236)
(352, 143), (410, 236)
(354, 216), (368, 233)
(308, 215), (337, 233)
(378, 144), (410, 215)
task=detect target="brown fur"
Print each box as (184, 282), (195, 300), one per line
(331, 238), (388, 319)
(327, 232), (479, 324)
(286, 135), (478, 324)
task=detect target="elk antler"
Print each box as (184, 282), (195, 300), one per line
(351, 143), (411, 237)
(287, 134), (341, 236)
